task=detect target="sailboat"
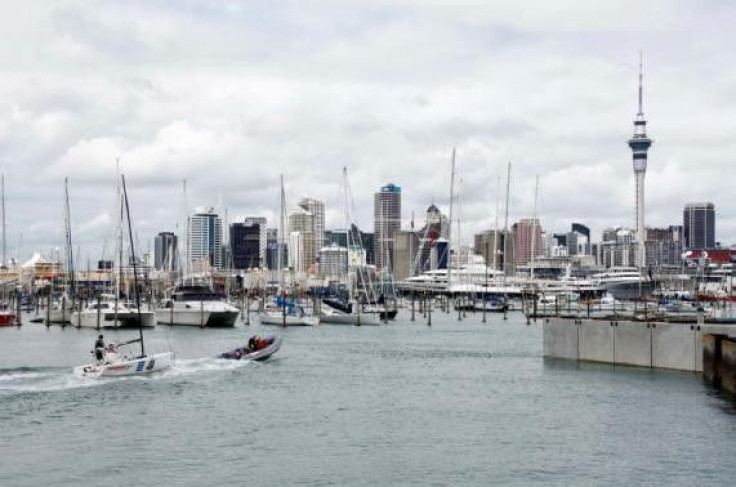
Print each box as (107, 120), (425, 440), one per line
(47, 178), (77, 324)
(0, 173), (15, 326)
(259, 175), (319, 326)
(320, 168), (380, 325)
(78, 174), (172, 378)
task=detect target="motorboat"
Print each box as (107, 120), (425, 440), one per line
(71, 294), (155, 329)
(156, 282), (240, 327)
(218, 334), (282, 361)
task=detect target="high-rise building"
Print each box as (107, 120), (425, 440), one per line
(243, 217), (267, 267)
(392, 229), (421, 281)
(297, 197), (325, 263)
(512, 219), (543, 268)
(374, 183), (401, 271)
(187, 206), (222, 271)
(266, 227), (287, 270)
(288, 207), (314, 273)
(230, 220), (262, 269)
(645, 225), (683, 268)
(683, 202), (716, 249)
(628, 56), (653, 257)
(154, 232), (178, 271)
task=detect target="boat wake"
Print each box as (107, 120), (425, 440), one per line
(0, 366), (104, 393)
(0, 357), (251, 393)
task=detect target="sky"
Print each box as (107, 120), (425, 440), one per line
(1, 0), (735, 264)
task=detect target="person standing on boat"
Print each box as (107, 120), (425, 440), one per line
(94, 335), (105, 362)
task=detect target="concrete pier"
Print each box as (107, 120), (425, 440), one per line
(702, 325), (736, 393)
(543, 318), (703, 372)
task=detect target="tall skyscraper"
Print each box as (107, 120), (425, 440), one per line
(243, 217), (267, 267)
(288, 206), (314, 272)
(187, 206), (222, 271)
(628, 56), (653, 252)
(297, 198), (325, 263)
(154, 232), (178, 271)
(373, 183), (401, 271)
(683, 202), (716, 249)
(513, 218), (543, 268)
(230, 220), (263, 269)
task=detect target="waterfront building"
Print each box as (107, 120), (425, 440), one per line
(593, 228), (638, 268)
(512, 219), (543, 269)
(684, 202), (716, 250)
(154, 232), (178, 271)
(628, 56), (653, 264)
(319, 243), (348, 277)
(373, 183), (401, 271)
(187, 206), (222, 271)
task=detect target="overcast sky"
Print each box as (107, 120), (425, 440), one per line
(1, 0), (735, 263)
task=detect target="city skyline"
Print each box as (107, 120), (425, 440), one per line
(1, 2), (736, 263)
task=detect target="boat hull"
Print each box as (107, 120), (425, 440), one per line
(79, 351), (173, 379)
(71, 310), (156, 329)
(320, 311), (381, 326)
(0, 312), (15, 326)
(155, 309), (239, 327)
(259, 313), (319, 326)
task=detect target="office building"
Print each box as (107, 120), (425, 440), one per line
(187, 206), (222, 270)
(154, 232), (178, 271)
(683, 202), (716, 250)
(374, 183), (401, 271)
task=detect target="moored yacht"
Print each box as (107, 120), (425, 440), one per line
(71, 294), (155, 329)
(590, 267), (656, 300)
(156, 282), (239, 327)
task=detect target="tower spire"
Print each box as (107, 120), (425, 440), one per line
(638, 51), (643, 116)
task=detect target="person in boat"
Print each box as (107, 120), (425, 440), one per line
(94, 335), (105, 362)
(247, 335), (258, 352)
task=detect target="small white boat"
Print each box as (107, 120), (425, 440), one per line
(259, 311), (319, 326)
(79, 342), (173, 378)
(320, 307), (381, 325)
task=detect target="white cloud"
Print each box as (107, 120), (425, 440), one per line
(1, 0), (735, 261)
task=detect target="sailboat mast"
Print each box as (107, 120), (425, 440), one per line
(502, 162), (511, 287)
(1, 173), (5, 267)
(447, 148), (455, 292)
(121, 175), (145, 358)
(64, 178), (76, 300)
(530, 175), (539, 282)
(493, 175), (500, 282)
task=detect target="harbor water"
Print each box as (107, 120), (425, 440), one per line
(2, 310), (736, 486)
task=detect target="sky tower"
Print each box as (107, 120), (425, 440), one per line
(628, 55), (653, 254)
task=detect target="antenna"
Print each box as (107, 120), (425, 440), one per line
(638, 50), (644, 115)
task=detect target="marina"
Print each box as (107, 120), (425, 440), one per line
(2, 310), (736, 485)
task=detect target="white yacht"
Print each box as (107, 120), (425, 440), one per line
(156, 282), (239, 327)
(72, 294), (156, 329)
(589, 267), (656, 300)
